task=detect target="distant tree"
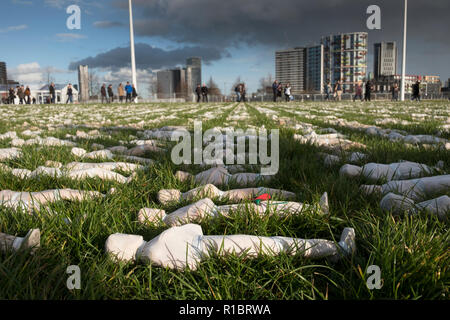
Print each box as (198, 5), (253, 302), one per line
(207, 76), (222, 95)
(88, 70), (100, 97)
(258, 73), (273, 92)
(44, 67), (55, 85)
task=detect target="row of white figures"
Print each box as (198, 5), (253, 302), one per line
(0, 161), (143, 184)
(360, 174), (450, 220)
(105, 224), (356, 270)
(138, 192), (329, 227)
(339, 161), (440, 182)
(157, 184), (296, 205)
(0, 189), (104, 212)
(176, 166), (272, 186)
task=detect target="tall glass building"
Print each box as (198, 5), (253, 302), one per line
(322, 32), (368, 92)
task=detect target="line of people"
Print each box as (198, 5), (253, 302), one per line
(100, 82), (138, 103)
(195, 84), (209, 102)
(272, 81), (293, 102)
(7, 85), (35, 105)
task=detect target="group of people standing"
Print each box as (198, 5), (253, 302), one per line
(272, 81), (293, 102)
(324, 80), (374, 102)
(101, 82), (137, 104)
(195, 84), (209, 102)
(7, 85), (35, 105)
(234, 83), (247, 102)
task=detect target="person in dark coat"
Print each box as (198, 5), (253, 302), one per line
(24, 86), (31, 104)
(108, 85), (114, 103)
(195, 84), (202, 102)
(49, 83), (56, 104)
(201, 83), (208, 102)
(132, 84), (138, 103)
(9, 87), (15, 105)
(101, 84), (107, 103)
(364, 81), (372, 102)
(412, 81), (421, 102)
(272, 80), (278, 102)
(66, 84), (73, 104)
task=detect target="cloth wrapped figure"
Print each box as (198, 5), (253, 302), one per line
(175, 167), (272, 186)
(105, 224), (355, 270)
(0, 229), (40, 254)
(380, 193), (449, 221)
(157, 184), (296, 205)
(339, 161), (435, 182)
(360, 175), (450, 201)
(138, 193), (329, 227)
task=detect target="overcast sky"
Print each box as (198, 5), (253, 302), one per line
(1, 0), (449, 96)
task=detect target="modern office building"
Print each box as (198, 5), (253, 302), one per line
(186, 57), (202, 89)
(0, 62), (7, 85)
(157, 70), (175, 99)
(322, 32), (368, 92)
(78, 65), (89, 103)
(374, 42), (397, 80)
(275, 48), (306, 94)
(306, 45), (324, 93)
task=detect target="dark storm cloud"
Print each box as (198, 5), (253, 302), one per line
(68, 43), (227, 70)
(112, 0), (450, 49)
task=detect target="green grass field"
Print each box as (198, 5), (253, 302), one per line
(0, 101), (448, 299)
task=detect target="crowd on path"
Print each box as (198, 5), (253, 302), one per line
(100, 82), (138, 104)
(234, 83), (247, 102)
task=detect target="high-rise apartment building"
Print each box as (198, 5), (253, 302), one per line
(374, 42), (397, 80)
(78, 65), (89, 103)
(0, 62), (7, 85)
(322, 32), (368, 92)
(306, 45), (324, 93)
(275, 48), (306, 94)
(186, 57), (202, 89)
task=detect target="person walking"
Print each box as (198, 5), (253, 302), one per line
(277, 83), (283, 101)
(201, 83), (208, 102)
(17, 85), (25, 104)
(391, 83), (399, 101)
(272, 80), (279, 102)
(8, 87), (15, 105)
(353, 81), (363, 102)
(195, 84), (202, 103)
(132, 84), (138, 102)
(66, 84), (73, 104)
(49, 83), (56, 104)
(335, 80), (343, 101)
(118, 83), (125, 103)
(100, 84), (107, 103)
(241, 83), (247, 102)
(412, 81), (421, 102)
(284, 83), (292, 102)
(125, 82), (133, 103)
(235, 84), (241, 102)
(364, 81), (372, 102)
(324, 81), (332, 101)
(24, 86), (31, 104)
(108, 85), (114, 103)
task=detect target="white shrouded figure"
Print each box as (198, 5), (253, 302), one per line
(105, 224), (355, 270)
(0, 229), (40, 254)
(339, 161), (434, 182)
(380, 193), (449, 220)
(138, 193), (329, 227)
(176, 167), (272, 186)
(0, 189), (104, 212)
(157, 184), (296, 205)
(360, 174), (450, 201)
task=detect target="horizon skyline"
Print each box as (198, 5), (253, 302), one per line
(1, 0), (449, 97)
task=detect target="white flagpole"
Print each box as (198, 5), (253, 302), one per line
(400, 0), (407, 101)
(129, 0), (138, 103)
